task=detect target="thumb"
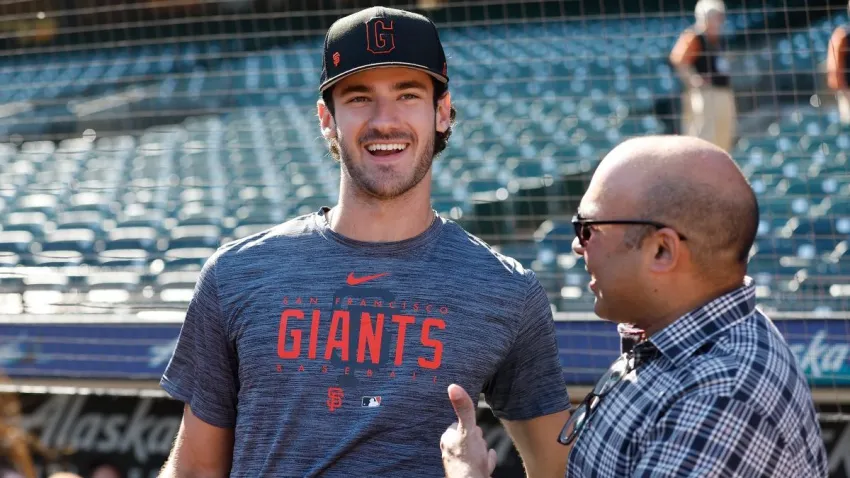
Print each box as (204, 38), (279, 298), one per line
(448, 384), (476, 431)
(487, 448), (498, 475)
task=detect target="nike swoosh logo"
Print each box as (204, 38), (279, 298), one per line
(347, 272), (389, 286)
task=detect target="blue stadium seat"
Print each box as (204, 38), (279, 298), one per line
(65, 192), (116, 216)
(34, 229), (98, 267)
(99, 227), (160, 267)
(0, 231), (33, 263)
(155, 270), (201, 303)
(2, 212), (49, 238)
(56, 211), (109, 237)
(85, 271), (144, 304)
(22, 271), (70, 314)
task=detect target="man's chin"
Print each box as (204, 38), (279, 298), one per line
(357, 178), (415, 200)
(592, 300), (609, 320)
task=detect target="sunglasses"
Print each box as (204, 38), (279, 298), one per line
(557, 352), (637, 446)
(571, 215), (687, 248)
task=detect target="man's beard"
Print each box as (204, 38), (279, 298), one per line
(337, 132), (435, 200)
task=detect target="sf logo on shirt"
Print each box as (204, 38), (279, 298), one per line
(327, 387), (344, 412)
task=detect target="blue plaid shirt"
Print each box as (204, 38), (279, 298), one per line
(567, 277), (829, 477)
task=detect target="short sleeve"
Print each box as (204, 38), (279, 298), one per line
(633, 395), (797, 478)
(483, 271), (570, 421)
(160, 251), (238, 428)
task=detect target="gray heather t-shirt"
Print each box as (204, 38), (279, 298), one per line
(161, 207), (570, 477)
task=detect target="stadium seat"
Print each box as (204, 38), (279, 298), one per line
(0, 231), (34, 265)
(14, 193), (60, 216)
(34, 229), (99, 267)
(99, 226), (160, 267)
(85, 271), (144, 304)
(56, 210), (109, 237)
(65, 192), (117, 216)
(156, 270), (201, 303)
(22, 270), (69, 314)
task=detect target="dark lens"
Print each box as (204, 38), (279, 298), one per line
(558, 402), (588, 445)
(594, 355), (628, 396)
(578, 223), (591, 246)
(573, 222), (583, 244)
(595, 368), (624, 396)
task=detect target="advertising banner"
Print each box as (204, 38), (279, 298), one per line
(6, 393), (850, 478)
(13, 393), (183, 478)
(0, 319), (848, 387)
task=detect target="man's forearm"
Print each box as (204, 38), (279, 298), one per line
(157, 469), (224, 478)
(157, 461), (227, 478)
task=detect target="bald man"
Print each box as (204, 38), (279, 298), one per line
(440, 136), (828, 478)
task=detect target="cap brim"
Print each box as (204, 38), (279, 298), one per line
(320, 62), (448, 93)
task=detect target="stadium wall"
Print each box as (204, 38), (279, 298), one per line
(3, 389), (850, 478)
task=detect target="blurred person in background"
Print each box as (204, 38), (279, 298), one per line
(156, 6), (570, 478)
(86, 460), (124, 478)
(669, 0), (737, 152)
(0, 466), (23, 478)
(440, 135), (828, 478)
(827, 2), (850, 125)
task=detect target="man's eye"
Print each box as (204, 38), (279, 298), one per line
(400, 93), (420, 100)
(348, 96), (369, 103)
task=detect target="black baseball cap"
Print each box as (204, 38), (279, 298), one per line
(319, 6), (449, 93)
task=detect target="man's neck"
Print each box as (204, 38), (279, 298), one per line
(328, 183), (435, 243)
(639, 276), (745, 338)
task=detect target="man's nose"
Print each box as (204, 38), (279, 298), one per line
(369, 96), (401, 128)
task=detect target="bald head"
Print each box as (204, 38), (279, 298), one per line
(587, 135), (758, 277)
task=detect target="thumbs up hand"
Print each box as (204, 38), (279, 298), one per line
(440, 384), (498, 478)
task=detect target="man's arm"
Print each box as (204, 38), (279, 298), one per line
(669, 30), (703, 88)
(158, 251), (239, 477)
(632, 395), (804, 478)
(827, 27), (847, 91)
(500, 410), (572, 478)
(482, 273), (572, 478)
(159, 405), (234, 478)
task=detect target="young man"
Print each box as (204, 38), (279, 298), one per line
(156, 6), (571, 477)
(440, 135), (828, 477)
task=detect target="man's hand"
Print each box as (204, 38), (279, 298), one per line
(440, 384), (498, 478)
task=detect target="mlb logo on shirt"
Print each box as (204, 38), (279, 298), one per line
(361, 396), (382, 407)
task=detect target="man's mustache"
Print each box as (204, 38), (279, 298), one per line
(359, 130), (413, 144)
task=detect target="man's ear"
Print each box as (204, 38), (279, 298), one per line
(436, 91), (452, 134)
(317, 99), (337, 139)
(647, 228), (682, 274)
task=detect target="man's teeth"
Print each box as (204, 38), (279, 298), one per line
(367, 143), (407, 152)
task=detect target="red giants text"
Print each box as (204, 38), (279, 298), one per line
(277, 309), (445, 370)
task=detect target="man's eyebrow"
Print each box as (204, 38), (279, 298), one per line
(337, 84), (372, 96)
(393, 80), (428, 91)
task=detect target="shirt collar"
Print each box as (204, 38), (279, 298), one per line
(647, 276), (756, 367)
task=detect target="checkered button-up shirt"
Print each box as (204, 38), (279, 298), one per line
(567, 277), (829, 477)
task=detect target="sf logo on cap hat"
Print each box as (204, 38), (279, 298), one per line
(366, 18), (395, 54)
